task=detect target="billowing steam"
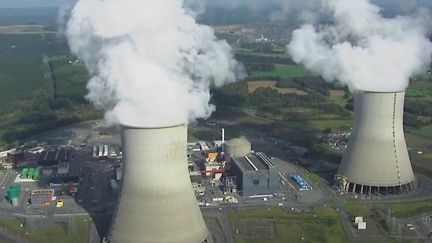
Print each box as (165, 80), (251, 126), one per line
(287, 0), (432, 92)
(66, 0), (243, 127)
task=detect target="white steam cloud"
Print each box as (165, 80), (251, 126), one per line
(66, 0), (243, 127)
(287, 0), (432, 92)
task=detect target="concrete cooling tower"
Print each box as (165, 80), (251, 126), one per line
(110, 125), (209, 243)
(337, 91), (416, 195)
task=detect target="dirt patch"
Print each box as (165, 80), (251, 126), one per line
(247, 81), (277, 93)
(0, 26), (22, 33)
(329, 90), (346, 97)
(0, 25), (45, 34)
(247, 81), (308, 95)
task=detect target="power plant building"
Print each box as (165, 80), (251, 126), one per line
(39, 148), (72, 166)
(50, 163), (81, 185)
(110, 125), (209, 243)
(230, 152), (279, 196)
(337, 91), (416, 195)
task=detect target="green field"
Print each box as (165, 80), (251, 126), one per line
(251, 64), (307, 79)
(347, 199), (432, 220)
(406, 88), (432, 101)
(411, 125), (432, 139)
(309, 120), (353, 130)
(0, 217), (90, 243)
(229, 206), (347, 243)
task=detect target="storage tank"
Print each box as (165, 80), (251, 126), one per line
(109, 124), (209, 243)
(337, 91), (416, 195)
(21, 168), (28, 179)
(27, 168), (35, 179)
(7, 184), (20, 206)
(33, 168), (41, 180)
(225, 137), (251, 158)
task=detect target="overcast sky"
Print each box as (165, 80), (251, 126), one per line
(0, 0), (431, 9)
(0, 0), (76, 8)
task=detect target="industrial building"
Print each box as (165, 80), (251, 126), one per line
(230, 152), (279, 196)
(92, 144), (110, 159)
(50, 162), (81, 185)
(109, 125), (209, 243)
(39, 148), (72, 166)
(30, 189), (54, 206)
(337, 91), (416, 195)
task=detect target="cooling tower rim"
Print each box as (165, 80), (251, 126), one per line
(354, 90), (406, 94)
(120, 123), (186, 129)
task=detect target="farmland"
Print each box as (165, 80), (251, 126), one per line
(0, 25), (51, 34)
(250, 64), (307, 79)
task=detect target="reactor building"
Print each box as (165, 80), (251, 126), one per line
(336, 91), (416, 195)
(109, 125), (209, 243)
(226, 138), (279, 196)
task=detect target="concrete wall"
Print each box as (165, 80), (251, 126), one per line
(338, 91), (415, 187)
(110, 125), (208, 243)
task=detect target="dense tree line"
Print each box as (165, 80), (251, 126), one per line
(276, 76), (345, 96)
(239, 42), (274, 53)
(405, 100), (432, 116)
(235, 53), (295, 65)
(212, 84), (351, 121)
(245, 63), (276, 72)
(3, 117), (81, 143)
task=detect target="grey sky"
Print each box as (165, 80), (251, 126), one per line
(0, 0), (431, 9)
(0, 0), (76, 8)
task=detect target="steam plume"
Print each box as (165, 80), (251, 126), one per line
(66, 0), (243, 127)
(287, 0), (432, 92)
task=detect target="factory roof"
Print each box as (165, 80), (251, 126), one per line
(39, 148), (72, 166)
(50, 163), (81, 184)
(236, 152), (272, 171)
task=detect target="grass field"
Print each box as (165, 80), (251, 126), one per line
(251, 64), (307, 79)
(229, 206), (347, 243)
(406, 88), (432, 101)
(410, 125), (432, 139)
(347, 199), (432, 220)
(0, 217), (90, 243)
(309, 120), (352, 130)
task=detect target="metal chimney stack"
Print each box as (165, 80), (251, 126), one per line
(337, 91), (416, 195)
(110, 124), (209, 243)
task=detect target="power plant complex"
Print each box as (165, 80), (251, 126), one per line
(110, 125), (209, 243)
(337, 91), (416, 195)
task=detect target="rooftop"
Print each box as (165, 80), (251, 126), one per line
(236, 152), (272, 171)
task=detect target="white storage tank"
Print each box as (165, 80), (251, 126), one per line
(225, 137), (251, 158)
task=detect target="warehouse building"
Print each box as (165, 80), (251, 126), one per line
(39, 148), (72, 166)
(230, 152), (279, 196)
(50, 163), (81, 185)
(30, 189), (55, 206)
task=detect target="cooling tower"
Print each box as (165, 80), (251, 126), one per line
(337, 91), (416, 195)
(110, 125), (209, 243)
